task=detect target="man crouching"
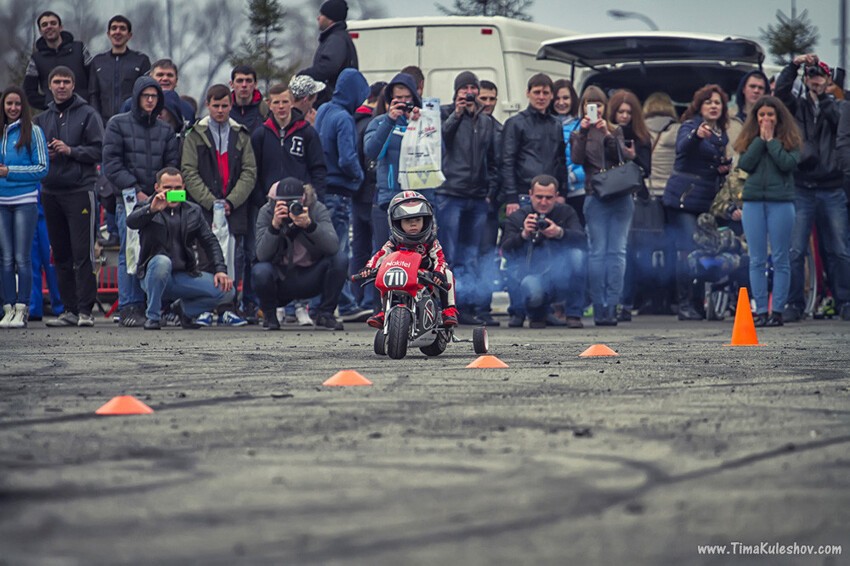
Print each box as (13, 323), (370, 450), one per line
(126, 167), (234, 329)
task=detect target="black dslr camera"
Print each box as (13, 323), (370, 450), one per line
(532, 213), (548, 244)
(403, 101), (415, 112)
(286, 199), (304, 217)
(465, 93), (476, 103)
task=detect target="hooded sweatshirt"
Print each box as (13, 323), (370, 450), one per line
(34, 93), (104, 193)
(251, 107), (328, 204)
(230, 90), (269, 133)
(314, 68), (370, 194)
(102, 76), (180, 197)
(363, 72), (428, 208)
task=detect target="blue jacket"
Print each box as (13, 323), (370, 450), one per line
(364, 72), (431, 208)
(0, 121), (49, 203)
(314, 68), (370, 195)
(662, 117), (729, 214)
(561, 116), (586, 195)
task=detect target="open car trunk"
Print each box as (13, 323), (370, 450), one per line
(537, 32), (766, 109)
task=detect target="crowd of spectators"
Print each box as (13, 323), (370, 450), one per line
(2, 1), (850, 332)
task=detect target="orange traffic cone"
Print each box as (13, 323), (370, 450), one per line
(579, 344), (618, 357)
(95, 395), (154, 415)
(726, 287), (761, 346)
(323, 370), (373, 386)
(466, 355), (509, 368)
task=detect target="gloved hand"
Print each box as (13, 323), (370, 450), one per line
(431, 271), (447, 287)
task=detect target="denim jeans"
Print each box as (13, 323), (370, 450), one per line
(0, 202), (38, 304)
(314, 193), (355, 313)
(508, 247), (586, 321)
(350, 199), (376, 310)
(742, 200), (795, 314)
(253, 255), (347, 316)
(140, 255), (234, 321)
(788, 186), (850, 308)
(584, 193), (634, 307)
(30, 208), (64, 317)
(239, 205), (259, 310)
(116, 198), (146, 311)
(434, 194), (489, 308)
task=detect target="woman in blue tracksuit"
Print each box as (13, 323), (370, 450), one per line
(0, 86), (49, 328)
(363, 72), (433, 252)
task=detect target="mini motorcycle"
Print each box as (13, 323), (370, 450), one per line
(353, 249), (488, 359)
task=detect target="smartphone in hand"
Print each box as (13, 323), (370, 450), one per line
(587, 103), (598, 123)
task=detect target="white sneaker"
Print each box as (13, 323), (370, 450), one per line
(276, 307), (286, 324)
(295, 306), (313, 326)
(8, 303), (28, 328)
(77, 313), (95, 327)
(0, 304), (13, 328)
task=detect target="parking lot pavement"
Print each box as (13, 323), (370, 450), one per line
(1, 317), (849, 565)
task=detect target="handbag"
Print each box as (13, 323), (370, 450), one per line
(590, 142), (644, 200)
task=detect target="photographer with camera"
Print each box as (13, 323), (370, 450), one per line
(500, 175), (586, 329)
(776, 54), (850, 322)
(126, 168), (234, 330)
(252, 177), (347, 330)
(364, 72), (427, 250)
(436, 71), (499, 325)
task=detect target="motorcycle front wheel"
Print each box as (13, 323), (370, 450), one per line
(386, 308), (411, 359)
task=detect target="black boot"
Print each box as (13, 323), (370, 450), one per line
(676, 256), (703, 321)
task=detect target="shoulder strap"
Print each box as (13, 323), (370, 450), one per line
(651, 120), (675, 153)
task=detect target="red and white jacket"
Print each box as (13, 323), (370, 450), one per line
(365, 238), (448, 275)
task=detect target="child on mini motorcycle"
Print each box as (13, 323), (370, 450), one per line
(360, 191), (458, 328)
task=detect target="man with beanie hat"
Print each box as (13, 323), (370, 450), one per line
(301, 0), (358, 108)
(436, 70), (499, 325)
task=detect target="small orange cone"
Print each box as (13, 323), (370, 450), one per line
(95, 395), (154, 415)
(323, 370), (373, 386)
(726, 287), (761, 346)
(580, 344), (618, 357)
(466, 355), (509, 368)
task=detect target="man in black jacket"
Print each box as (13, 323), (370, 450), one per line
(230, 65), (269, 133)
(33, 66), (104, 328)
(500, 175), (586, 329)
(775, 54), (850, 321)
(103, 76), (180, 327)
(301, 0), (358, 108)
(89, 15), (151, 124)
(436, 71), (499, 325)
(500, 73), (567, 217)
(127, 168), (234, 330)
(24, 11), (92, 110)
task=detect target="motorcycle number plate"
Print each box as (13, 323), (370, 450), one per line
(383, 267), (409, 288)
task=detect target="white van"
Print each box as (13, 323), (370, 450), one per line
(536, 32), (774, 109)
(347, 16), (577, 122)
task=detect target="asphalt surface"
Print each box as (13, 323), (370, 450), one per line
(1, 316), (849, 566)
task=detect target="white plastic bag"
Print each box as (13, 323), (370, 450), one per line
(212, 200), (236, 278)
(399, 97), (446, 190)
(122, 188), (140, 275)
